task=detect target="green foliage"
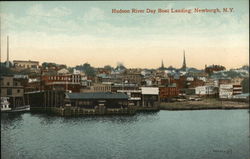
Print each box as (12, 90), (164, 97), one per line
(241, 77), (249, 93)
(240, 65), (249, 71)
(42, 62), (57, 68)
(68, 67), (74, 73)
(104, 65), (113, 71)
(74, 63), (96, 77)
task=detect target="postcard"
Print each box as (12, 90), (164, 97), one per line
(0, 1), (249, 159)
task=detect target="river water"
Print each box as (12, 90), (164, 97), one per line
(1, 110), (249, 159)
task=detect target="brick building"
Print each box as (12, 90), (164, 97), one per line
(42, 74), (82, 92)
(159, 86), (179, 101)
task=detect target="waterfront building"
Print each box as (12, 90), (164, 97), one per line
(195, 86), (217, 97)
(65, 92), (129, 109)
(219, 84), (242, 99)
(117, 89), (141, 106)
(141, 87), (159, 107)
(219, 84), (233, 99)
(24, 90), (65, 109)
(0, 76), (25, 108)
(24, 91), (136, 115)
(159, 85), (179, 101)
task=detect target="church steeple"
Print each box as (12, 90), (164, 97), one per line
(161, 59), (164, 68)
(182, 50), (186, 70)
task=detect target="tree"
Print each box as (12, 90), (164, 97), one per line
(104, 65), (113, 71)
(75, 63), (96, 77)
(241, 77), (249, 93)
(42, 62), (57, 68)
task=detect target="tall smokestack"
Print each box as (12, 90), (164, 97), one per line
(6, 36), (9, 68)
(0, 17), (1, 64)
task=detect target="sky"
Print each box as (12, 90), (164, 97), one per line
(0, 1), (249, 69)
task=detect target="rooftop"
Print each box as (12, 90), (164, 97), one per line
(65, 92), (129, 100)
(13, 60), (39, 63)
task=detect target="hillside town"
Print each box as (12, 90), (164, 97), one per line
(1, 50), (249, 115)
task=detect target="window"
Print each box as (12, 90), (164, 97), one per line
(7, 82), (10, 86)
(17, 89), (20, 93)
(7, 88), (12, 95)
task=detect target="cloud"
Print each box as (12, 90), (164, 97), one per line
(1, 2), (248, 49)
(26, 4), (72, 17)
(82, 7), (105, 22)
(0, 13), (18, 31)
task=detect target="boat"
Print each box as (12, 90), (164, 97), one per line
(1, 97), (30, 113)
(1, 97), (12, 112)
(11, 105), (30, 112)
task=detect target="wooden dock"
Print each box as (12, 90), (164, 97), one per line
(25, 91), (159, 116)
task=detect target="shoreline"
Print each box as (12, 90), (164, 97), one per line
(160, 99), (249, 111)
(160, 107), (249, 111)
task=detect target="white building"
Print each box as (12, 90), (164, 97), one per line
(140, 87), (159, 107)
(117, 89), (141, 106)
(195, 86), (217, 96)
(219, 84), (233, 99)
(13, 60), (39, 69)
(219, 84), (242, 99)
(141, 87), (159, 95)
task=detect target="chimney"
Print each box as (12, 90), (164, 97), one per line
(6, 36), (10, 68)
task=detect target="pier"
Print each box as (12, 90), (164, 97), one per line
(24, 91), (157, 116)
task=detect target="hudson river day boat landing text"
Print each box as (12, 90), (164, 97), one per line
(111, 8), (234, 14)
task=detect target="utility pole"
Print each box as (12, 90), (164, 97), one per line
(6, 36), (9, 68)
(0, 17), (1, 65)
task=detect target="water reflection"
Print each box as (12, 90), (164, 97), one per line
(1, 113), (24, 131)
(28, 111), (161, 125)
(1, 110), (249, 159)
